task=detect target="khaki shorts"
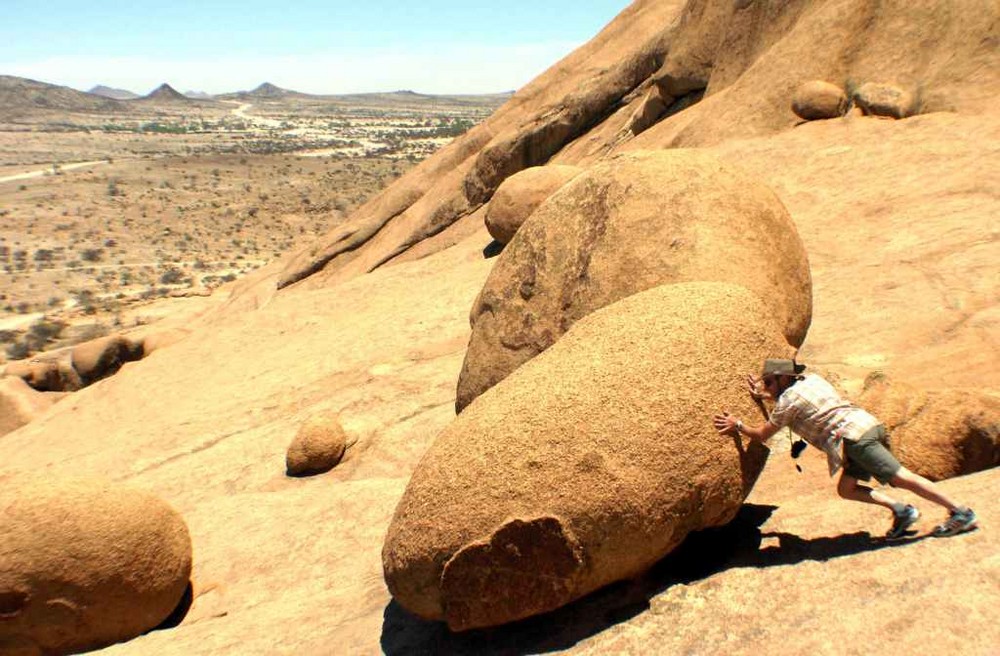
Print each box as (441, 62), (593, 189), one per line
(843, 425), (902, 485)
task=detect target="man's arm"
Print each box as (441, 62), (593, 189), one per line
(712, 412), (782, 443)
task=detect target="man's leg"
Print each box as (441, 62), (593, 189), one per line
(837, 472), (901, 510)
(889, 467), (960, 513)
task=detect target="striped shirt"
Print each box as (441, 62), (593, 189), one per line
(769, 374), (881, 476)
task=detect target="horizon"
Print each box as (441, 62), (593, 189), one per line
(1, 1), (628, 96)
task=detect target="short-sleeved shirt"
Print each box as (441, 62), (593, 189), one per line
(769, 374), (881, 476)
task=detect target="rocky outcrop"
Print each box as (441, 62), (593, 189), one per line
(265, 0), (996, 293)
(3, 357), (81, 393)
(484, 165), (582, 244)
(385, 281), (791, 630)
(286, 412), (348, 476)
(456, 149), (811, 412)
(859, 376), (1000, 481)
(0, 477), (192, 655)
(791, 80), (848, 120)
(71, 335), (142, 386)
(275, 0), (680, 289)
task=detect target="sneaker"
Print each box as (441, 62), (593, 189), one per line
(932, 507), (978, 537)
(886, 504), (920, 539)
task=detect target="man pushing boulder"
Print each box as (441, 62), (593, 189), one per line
(714, 359), (979, 539)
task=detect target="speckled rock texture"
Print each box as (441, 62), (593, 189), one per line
(286, 412), (348, 476)
(0, 477), (192, 655)
(858, 376), (1000, 481)
(385, 281), (791, 630)
(456, 149), (812, 412)
(791, 80), (848, 120)
(484, 165), (583, 244)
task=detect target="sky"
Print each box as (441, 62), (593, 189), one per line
(1, 1), (630, 96)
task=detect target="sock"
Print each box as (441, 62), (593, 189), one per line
(890, 502), (907, 515)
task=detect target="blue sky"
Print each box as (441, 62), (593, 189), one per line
(1, 1), (629, 95)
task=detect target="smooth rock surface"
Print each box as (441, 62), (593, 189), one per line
(0, 377), (64, 437)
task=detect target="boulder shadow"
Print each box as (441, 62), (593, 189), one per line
(482, 240), (505, 259)
(379, 504), (927, 655)
(149, 580), (193, 632)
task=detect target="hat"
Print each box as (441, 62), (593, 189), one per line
(762, 358), (806, 377)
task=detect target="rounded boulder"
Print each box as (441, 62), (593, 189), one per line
(484, 165), (582, 244)
(457, 149), (812, 412)
(0, 477), (193, 655)
(385, 281), (790, 630)
(791, 80), (848, 120)
(286, 412), (348, 476)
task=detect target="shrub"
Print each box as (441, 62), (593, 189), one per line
(159, 268), (185, 285)
(80, 248), (103, 263)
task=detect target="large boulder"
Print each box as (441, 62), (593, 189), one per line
(456, 149), (812, 412)
(859, 376), (1000, 481)
(0, 377), (65, 437)
(484, 165), (583, 244)
(384, 281), (791, 630)
(0, 477), (192, 655)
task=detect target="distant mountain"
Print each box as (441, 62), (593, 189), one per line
(138, 83), (192, 103)
(250, 82), (289, 97)
(88, 85), (139, 100)
(184, 90), (214, 100)
(216, 82), (311, 101)
(0, 75), (123, 115)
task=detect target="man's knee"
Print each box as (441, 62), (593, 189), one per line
(888, 466), (913, 488)
(837, 476), (857, 499)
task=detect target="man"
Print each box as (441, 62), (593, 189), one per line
(713, 359), (978, 539)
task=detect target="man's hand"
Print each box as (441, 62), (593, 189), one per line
(747, 374), (767, 401)
(713, 412), (741, 438)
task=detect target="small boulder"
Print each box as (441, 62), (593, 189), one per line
(0, 376), (66, 437)
(0, 477), (192, 655)
(71, 334), (137, 385)
(851, 82), (917, 119)
(385, 282), (788, 630)
(484, 165), (582, 244)
(791, 80), (848, 120)
(286, 412), (348, 476)
(859, 376), (999, 481)
(457, 149), (812, 412)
